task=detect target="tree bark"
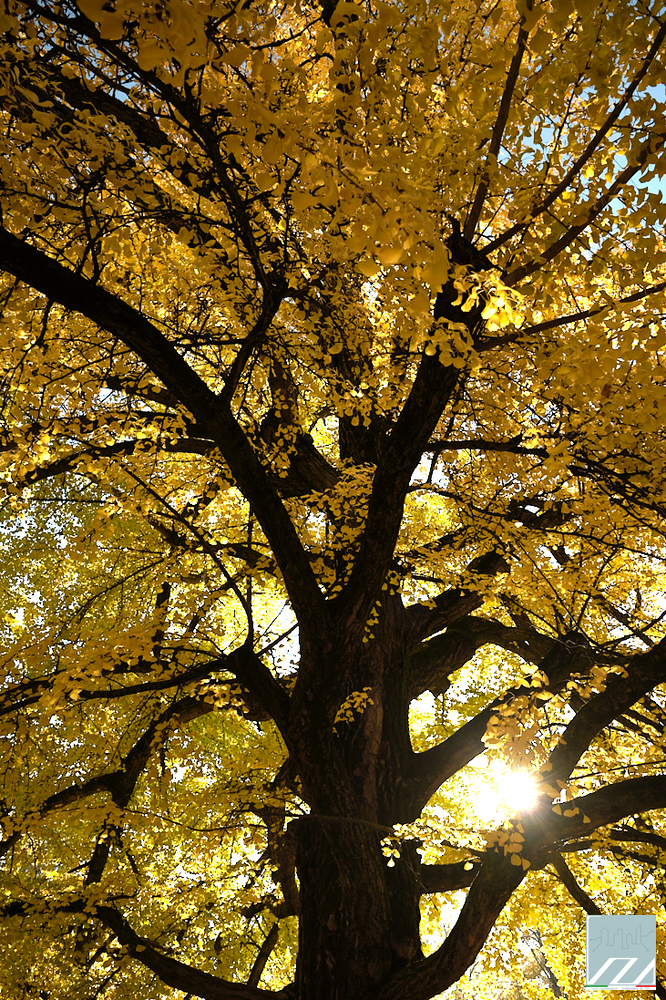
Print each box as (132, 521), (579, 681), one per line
(294, 821), (424, 999)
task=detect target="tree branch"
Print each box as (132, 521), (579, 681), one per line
(376, 852), (526, 1000)
(226, 641), (291, 732)
(405, 633), (595, 818)
(380, 775), (666, 1000)
(0, 227), (328, 631)
(407, 617), (553, 700)
(505, 130), (666, 286)
(550, 853), (602, 914)
(332, 353), (461, 636)
(405, 550), (511, 644)
(610, 826), (666, 854)
(96, 905), (282, 1000)
(247, 923), (280, 988)
(0, 695), (212, 859)
(419, 861), (477, 894)
(11, 436), (215, 487)
(463, 2), (531, 240)
(485, 20), (666, 252)
(426, 436), (548, 457)
(527, 775), (666, 854)
(478, 278), (666, 354)
(546, 636), (666, 783)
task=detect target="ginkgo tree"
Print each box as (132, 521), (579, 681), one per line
(2, 0), (666, 997)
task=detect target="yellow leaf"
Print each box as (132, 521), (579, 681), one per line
(375, 246), (404, 266)
(357, 258), (380, 278)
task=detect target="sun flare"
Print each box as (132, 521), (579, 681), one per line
(466, 758), (538, 822)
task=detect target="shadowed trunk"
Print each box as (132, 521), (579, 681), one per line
(295, 820), (424, 999)
(291, 606), (426, 999)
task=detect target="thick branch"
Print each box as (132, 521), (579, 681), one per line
(380, 775), (666, 1000)
(546, 636), (666, 783)
(226, 641), (291, 732)
(527, 775), (666, 853)
(26, 9), (272, 290)
(77, 659), (228, 701)
(405, 633), (594, 817)
(551, 853), (602, 914)
(407, 617), (553, 700)
(610, 826), (666, 854)
(478, 278), (666, 354)
(0, 695), (212, 859)
(248, 923), (280, 989)
(97, 905), (281, 1000)
(333, 353), (460, 635)
(376, 852), (525, 1000)
(426, 435), (548, 457)
(76, 646), (284, 724)
(0, 228), (327, 631)
(0, 656), (231, 720)
(405, 550), (511, 643)
(419, 861), (477, 894)
(12, 436), (215, 487)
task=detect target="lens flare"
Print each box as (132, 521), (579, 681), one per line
(500, 768), (538, 811)
(467, 758), (538, 822)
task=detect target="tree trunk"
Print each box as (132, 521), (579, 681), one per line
(292, 614), (425, 1000)
(294, 818), (423, 999)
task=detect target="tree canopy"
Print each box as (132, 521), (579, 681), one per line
(2, 0), (666, 997)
